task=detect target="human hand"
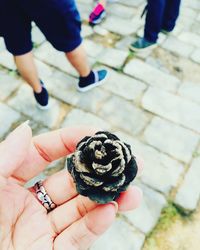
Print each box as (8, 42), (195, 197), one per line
(0, 122), (143, 250)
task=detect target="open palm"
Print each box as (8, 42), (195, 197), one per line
(0, 124), (143, 250)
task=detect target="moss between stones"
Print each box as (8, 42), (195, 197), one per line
(143, 202), (200, 250)
(122, 51), (135, 68)
(143, 203), (181, 250)
(192, 151), (200, 158)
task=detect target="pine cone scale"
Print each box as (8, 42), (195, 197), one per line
(73, 152), (90, 173)
(80, 173), (104, 187)
(67, 131), (138, 204)
(102, 174), (126, 192)
(92, 162), (112, 175)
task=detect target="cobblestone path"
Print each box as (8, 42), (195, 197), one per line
(0, 0), (200, 249)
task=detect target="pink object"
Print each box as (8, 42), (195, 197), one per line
(93, 3), (105, 15)
(89, 3), (105, 22)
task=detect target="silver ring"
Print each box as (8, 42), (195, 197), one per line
(34, 181), (57, 212)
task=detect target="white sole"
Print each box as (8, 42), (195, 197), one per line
(90, 11), (106, 25)
(129, 43), (157, 52)
(36, 102), (50, 110)
(77, 73), (109, 92)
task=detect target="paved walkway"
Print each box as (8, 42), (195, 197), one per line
(0, 0), (200, 249)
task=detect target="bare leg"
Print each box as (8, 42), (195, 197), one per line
(65, 43), (91, 77)
(14, 51), (42, 93)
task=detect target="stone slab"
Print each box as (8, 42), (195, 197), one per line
(102, 67), (147, 101)
(99, 96), (149, 135)
(124, 183), (167, 234)
(0, 37), (6, 52)
(144, 117), (199, 163)
(81, 24), (93, 38)
(34, 42), (78, 77)
(162, 37), (194, 57)
(115, 36), (135, 51)
(191, 49), (200, 64)
(178, 32), (200, 48)
(62, 108), (111, 130)
(83, 39), (104, 58)
(8, 84), (64, 128)
(175, 156), (200, 212)
(91, 218), (145, 250)
(118, 0), (145, 7)
(107, 3), (136, 19)
(178, 82), (200, 104)
(32, 25), (46, 45)
(116, 131), (184, 195)
(0, 102), (21, 138)
(0, 51), (16, 71)
(142, 87), (200, 133)
(0, 71), (22, 100)
(35, 59), (54, 79)
(45, 70), (110, 113)
(124, 59), (180, 92)
(98, 48), (128, 69)
(102, 16), (141, 36)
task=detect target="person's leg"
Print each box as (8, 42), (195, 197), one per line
(130, 0), (166, 51)
(19, 0), (91, 77)
(14, 51), (49, 108)
(1, 0), (41, 92)
(14, 52), (41, 93)
(21, 0), (108, 92)
(14, 52), (49, 108)
(65, 43), (107, 92)
(1, 0), (49, 108)
(65, 44), (90, 77)
(144, 0), (167, 43)
(162, 0), (181, 32)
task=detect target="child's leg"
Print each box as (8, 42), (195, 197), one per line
(162, 0), (181, 32)
(19, 0), (108, 91)
(1, 0), (42, 93)
(144, 0), (166, 43)
(14, 52), (42, 93)
(15, 52), (49, 109)
(20, 0), (92, 77)
(65, 44), (90, 77)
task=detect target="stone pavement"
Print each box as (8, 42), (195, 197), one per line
(0, 0), (200, 249)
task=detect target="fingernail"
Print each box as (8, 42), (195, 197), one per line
(7, 120), (30, 139)
(13, 120), (30, 132)
(19, 120), (30, 128)
(110, 201), (118, 213)
(15, 120), (30, 132)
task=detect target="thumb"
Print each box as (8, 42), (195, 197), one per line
(0, 121), (32, 179)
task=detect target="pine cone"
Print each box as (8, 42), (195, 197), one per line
(67, 131), (138, 204)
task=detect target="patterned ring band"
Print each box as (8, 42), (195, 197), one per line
(34, 181), (57, 212)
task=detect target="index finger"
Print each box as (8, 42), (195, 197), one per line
(13, 126), (98, 183)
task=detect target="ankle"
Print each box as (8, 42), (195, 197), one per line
(80, 70), (94, 79)
(34, 86), (42, 93)
(33, 82), (42, 93)
(80, 69), (91, 78)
